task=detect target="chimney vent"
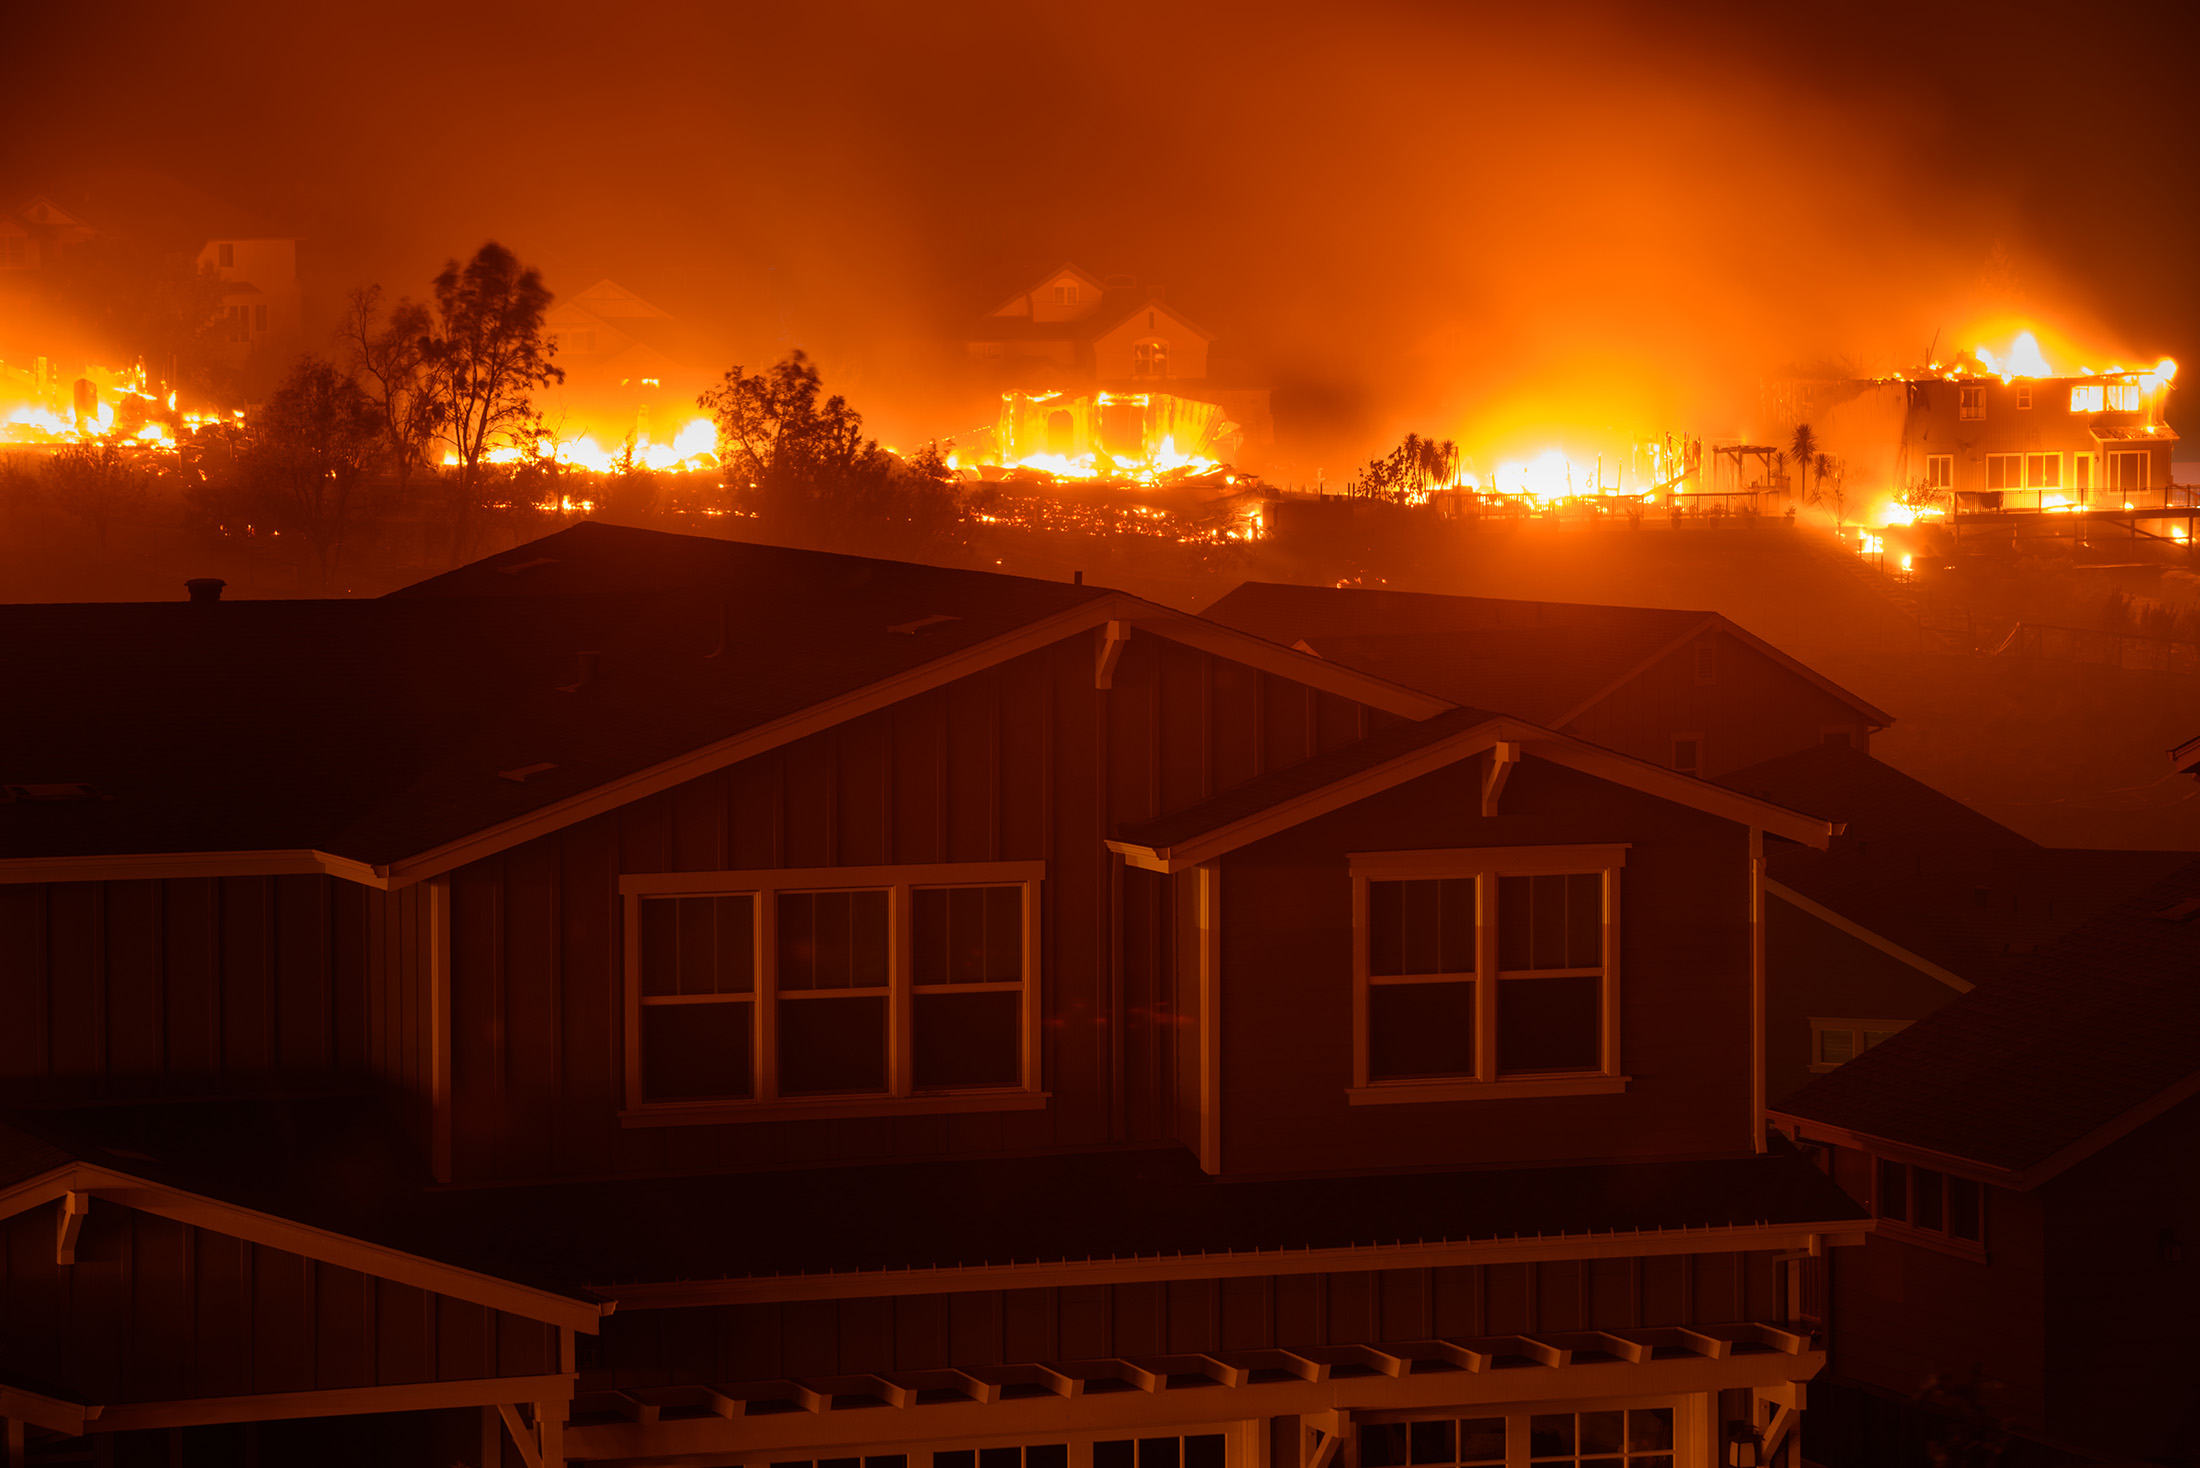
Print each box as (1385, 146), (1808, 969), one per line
(185, 578), (226, 605)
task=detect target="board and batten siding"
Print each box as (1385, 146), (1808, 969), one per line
(0, 875), (373, 1104)
(1218, 754), (1756, 1177)
(1562, 629), (1871, 777)
(580, 1252), (1787, 1389)
(436, 628), (1389, 1185)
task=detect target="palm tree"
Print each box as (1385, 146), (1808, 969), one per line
(1789, 423), (1818, 507)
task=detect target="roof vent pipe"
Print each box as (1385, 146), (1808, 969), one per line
(185, 578), (226, 604)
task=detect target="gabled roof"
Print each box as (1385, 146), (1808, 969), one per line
(0, 526), (1446, 888)
(0, 1102), (602, 1330)
(984, 262), (1109, 318)
(1087, 295), (1217, 345)
(1720, 744), (2194, 989)
(1110, 709), (1839, 873)
(1775, 856), (2200, 1186)
(4, 1099), (1864, 1303)
(1204, 582), (1892, 729)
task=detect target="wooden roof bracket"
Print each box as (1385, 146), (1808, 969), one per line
(1096, 620), (1130, 689)
(1482, 741), (1522, 817)
(55, 1190), (89, 1266)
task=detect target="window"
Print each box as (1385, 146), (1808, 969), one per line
(2109, 450), (2150, 490)
(1810, 1017), (1908, 1070)
(1924, 454), (1953, 493)
(1362, 1408), (1674, 1468)
(3, 235), (23, 268)
(252, 304), (267, 333)
(224, 304), (249, 343)
(1361, 1417), (1506, 1468)
(1822, 727), (1856, 749)
(2106, 382), (2142, 412)
(1959, 385), (1984, 420)
(2025, 452), (2059, 489)
(1052, 283), (1078, 306)
(216, 241), (234, 267)
(771, 1457), (906, 1468)
(2016, 385), (2032, 409)
(1352, 845), (1625, 1102)
(940, 1448), (1067, 1468)
(1530, 1409), (1674, 1468)
(1133, 340), (1168, 376)
(1693, 640), (1716, 685)
(621, 862), (1043, 1121)
(1096, 1437), (1222, 1468)
(2071, 384), (2104, 413)
(1876, 1155), (1986, 1253)
(2072, 453), (2093, 491)
(1671, 736), (1701, 777)
(1985, 453), (2023, 491)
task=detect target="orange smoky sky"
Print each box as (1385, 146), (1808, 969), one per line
(4, 0), (2195, 468)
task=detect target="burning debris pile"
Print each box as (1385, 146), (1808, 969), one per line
(2, 356), (235, 451)
(946, 388), (1267, 544)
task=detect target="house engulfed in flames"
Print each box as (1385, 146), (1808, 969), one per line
(1770, 331), (2180, 525)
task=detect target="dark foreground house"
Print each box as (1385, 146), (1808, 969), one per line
(1773, 858), (2200, 1466)
(1201, 583), (1892, 779)
(1715, 744), (2194, 1105)
(0, 525), (1864, 1466)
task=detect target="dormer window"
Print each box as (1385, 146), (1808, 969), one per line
(1053, 283), (1078, 306)
(1134, 340), (1168, 377)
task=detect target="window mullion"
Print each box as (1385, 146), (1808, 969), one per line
(757, 887), (778, 1102)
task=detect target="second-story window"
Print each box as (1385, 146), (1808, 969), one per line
(1353, 845), (1625, 1101)
(1959, 385), (1984, 420)
(2107, 382), (2142, 412)
(1053, 283), (1078, 306)
(623, 862), (1043, 1118)
(2016, 385), (2032, 409)
(1134, 340), (1168, 376)
(2071, 384), (2104, 413)
(217, 241), (234, 268)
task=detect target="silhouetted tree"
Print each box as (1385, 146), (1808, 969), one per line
(245, 356), (383, 587)
(418, 243), (562, 562)
(698, 350), (955, 553)
(1350, 432), (1461, 501)
(1788, 423), (1817, 505)
(41, 441), (149, 551)
(338, 285), (436, 501)
(1815, 452), (1847, 527)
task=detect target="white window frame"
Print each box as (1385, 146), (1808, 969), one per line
(620, 861), (1046, 1126)
(2071, 384), (2104, 414)
(2072, 452), (2093, 492)
(1984, 453), (2023, 492)
(1959, 385), (1985, 420)
(1349, 844), (1628, 1105)
(1924, 453), (1954, 493)
(2106, 382), (2142, 412)
(2109, 449), (2150, 491)
(2015, 385), (2032, 409)
(1807, 1016), (1909, 1072)
(1133, 339), (1169, 377)
(2024, 451), (2060, 490)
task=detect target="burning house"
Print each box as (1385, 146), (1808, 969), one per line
(1772, 331), (2182, 525)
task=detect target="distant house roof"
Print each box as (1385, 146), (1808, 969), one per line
(1719, 744), (2193, 989)
(29, 168), (290, 249)
(1203, 582), (1892, 729)
(983, 262), (1111, 319)
(0, 526), (1444, 887)
(1775, 856), (2200, 1185)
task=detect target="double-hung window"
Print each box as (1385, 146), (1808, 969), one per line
(1351, 845), (1626, 1103)
(621, 862), (1045, 1123)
